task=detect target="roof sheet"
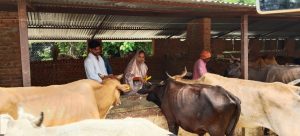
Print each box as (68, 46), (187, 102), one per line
(0, 0), (289, 40)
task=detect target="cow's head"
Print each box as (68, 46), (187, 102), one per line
(5, 107), (44, 135)
(224, 55), (242, 78)
(102, 74), (131, 106)
(138, 81), (166, 107)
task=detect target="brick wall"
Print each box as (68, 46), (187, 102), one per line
(153, 39), (190, 76)
(30, 38), (300, 86)
(0, 11), (23, 87)
(31, 57), (164, 86)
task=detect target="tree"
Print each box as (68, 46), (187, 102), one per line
(30, 41), (153, 61)
(223, 0), (255, 4)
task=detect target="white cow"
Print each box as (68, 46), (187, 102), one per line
(2, 107), (175, 136)
(171, 71), (300, 136)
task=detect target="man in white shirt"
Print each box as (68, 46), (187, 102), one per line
(84, 40), (111, 83)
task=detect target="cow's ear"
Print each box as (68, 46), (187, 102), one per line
(116, 74), (123, 80)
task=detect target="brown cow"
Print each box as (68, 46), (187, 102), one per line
(138, 76), (241, 136)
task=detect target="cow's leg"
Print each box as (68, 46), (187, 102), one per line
(264, 128), (270, 136)
(163, 109), (179, 135)
(198, 131), (206, 136)
(167, 121), (179, 135)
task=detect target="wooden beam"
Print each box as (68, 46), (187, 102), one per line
(0, 3), (17, 11)
(29, 4), (255, 18)
(241, 14), (249, 136)
(241, 15), (248, 80)
(28, 26), (185, 31)
(254, 22), (299, 38)
(29, 37), (181, 40)
(18, 0), (31, 86)
(215, 21), (258, 38)
(107, 0), (254, 11)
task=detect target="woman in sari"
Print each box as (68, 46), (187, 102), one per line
(124, 50), (148, 95)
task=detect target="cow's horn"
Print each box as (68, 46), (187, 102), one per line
(288, 79), (300, 86)
(179, 67), (188, 78)
(166, 72), (173, 79)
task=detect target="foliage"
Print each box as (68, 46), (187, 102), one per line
(102, 42), (153, 58)
(222, 0), (256, 5)
(102, 42), (123, 58)
(30, 41), (153, 61)
(29, 42), (53, 61)
(54, 42), (88, 59)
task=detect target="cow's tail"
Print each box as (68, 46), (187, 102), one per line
(225, 96), (241, 136)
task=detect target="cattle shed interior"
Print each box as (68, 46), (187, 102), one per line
(2, 1), (300, 136)
(1, 0), (300, 87)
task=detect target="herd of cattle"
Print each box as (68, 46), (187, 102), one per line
(224, 55), (300, 85)
(1, 57), (300, 136)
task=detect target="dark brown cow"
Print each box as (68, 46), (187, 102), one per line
(138, 78), (241, 136)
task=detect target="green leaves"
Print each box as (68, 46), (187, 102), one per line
(222, 0), (255, 5)
(103, 42), (152, 58)
(30, 41), (153, 61)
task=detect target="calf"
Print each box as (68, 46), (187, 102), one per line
(139, 78), (241, 136)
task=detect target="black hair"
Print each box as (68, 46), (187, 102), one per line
(88, 40), (101, 49)
(138, 50), (145, 55)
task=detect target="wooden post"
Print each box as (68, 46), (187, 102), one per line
(241, 14), (249, 136)
(18, 0), (31, 86)
(241, 15), (249, 80)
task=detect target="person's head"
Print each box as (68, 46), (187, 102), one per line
(88, 40), (102, 56)
(200, 50), (211, 62)
(136, 50), (146, 64)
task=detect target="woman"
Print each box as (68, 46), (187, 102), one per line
(124, 50), (148, 95)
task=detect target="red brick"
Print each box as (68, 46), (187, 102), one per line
(0, 11), (23, 87)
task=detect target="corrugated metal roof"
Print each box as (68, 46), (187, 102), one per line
(28, 12), (106, 28)
(27, 12), (191, 40)
(28, 29), (93, 40)
(28, 0), (255, 8)
(22, 0), (300, 40)
(27, 12), (300, 40)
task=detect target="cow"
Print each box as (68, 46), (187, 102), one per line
(2, 107), (175, 136)
(173, 70), (300, 136)
(138, 75), (241, 136)
(226, 60), (300, 85)
(0, 75), (130, 126)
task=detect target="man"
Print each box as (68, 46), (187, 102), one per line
(193, 50), (211, 80)
(84, 40), (112, 83)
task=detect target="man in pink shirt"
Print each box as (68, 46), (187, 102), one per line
(193, 50), (212, 79)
